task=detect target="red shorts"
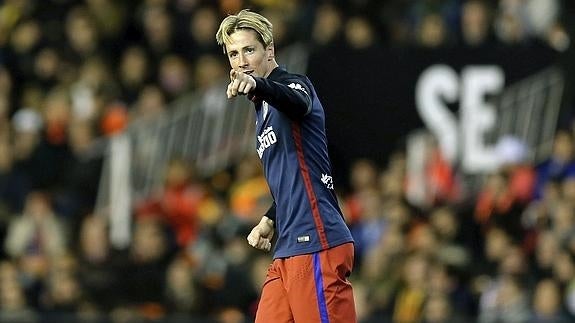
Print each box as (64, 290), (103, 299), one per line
(255, 242), (356, 323)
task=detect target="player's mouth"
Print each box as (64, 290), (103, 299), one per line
(244, 70), (254, 75)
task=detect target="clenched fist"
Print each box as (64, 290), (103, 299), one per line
(247, 216), (274, 252)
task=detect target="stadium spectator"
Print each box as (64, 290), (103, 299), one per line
(0, 260), (38, 323)
(529, 278), (571, 323)
(533, 129), (575, 199)
(76, 214), (122, 313)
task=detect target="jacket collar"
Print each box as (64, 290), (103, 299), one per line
(267, 66), (285, 80)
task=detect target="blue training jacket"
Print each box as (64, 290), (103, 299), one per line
(248, 67), (354, 259)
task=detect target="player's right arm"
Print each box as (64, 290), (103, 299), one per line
(227, 70), (312, 119)
(227, 70), (256, 99)
(250, 76), (312, 119)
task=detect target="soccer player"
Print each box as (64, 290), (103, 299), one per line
(216, 9), (356, 323)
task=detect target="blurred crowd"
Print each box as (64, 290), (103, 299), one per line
(0, 0), (573, 322)
(346, 126), (575, 323)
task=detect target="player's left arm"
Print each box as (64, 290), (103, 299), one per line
(246, 201), (276, 252)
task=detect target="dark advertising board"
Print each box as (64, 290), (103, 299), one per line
(307, 42), (566, 182)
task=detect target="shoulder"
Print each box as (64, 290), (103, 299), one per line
(276, 70), (314, 95)
(279, 71), (311, 85)
(272, 68), (312, 85)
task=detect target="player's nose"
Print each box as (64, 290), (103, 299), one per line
(238, 53), (248, 68)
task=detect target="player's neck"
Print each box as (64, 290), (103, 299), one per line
(264, 60), (279, 78)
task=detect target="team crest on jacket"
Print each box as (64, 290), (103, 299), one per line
(257, 126), (277, 158)
(321, 173), (334, 189)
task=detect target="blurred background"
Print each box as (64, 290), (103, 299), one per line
(0, 0), (574, 322)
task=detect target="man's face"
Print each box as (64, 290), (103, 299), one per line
(225, 29), (273, 78)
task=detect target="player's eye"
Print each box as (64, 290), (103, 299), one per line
(245, 47), (254, 54)
(229, 52), (238, 58)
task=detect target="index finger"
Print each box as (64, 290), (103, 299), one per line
(229, 69), (237, 82)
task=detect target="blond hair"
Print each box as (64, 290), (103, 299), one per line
(216, 9), (273, 53)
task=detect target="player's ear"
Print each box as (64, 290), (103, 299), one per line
(266, 43), (275, 61)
